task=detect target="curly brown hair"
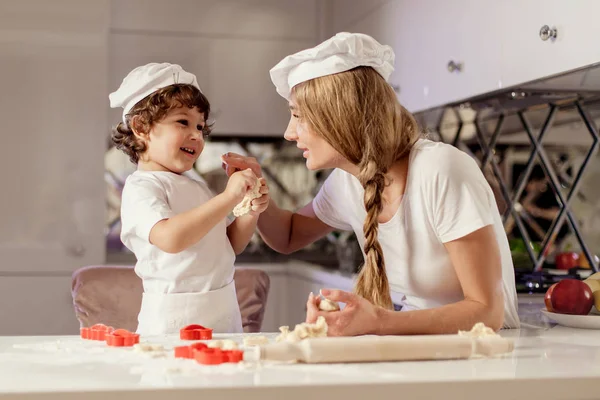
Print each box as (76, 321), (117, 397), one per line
(111, 84), (212, 164)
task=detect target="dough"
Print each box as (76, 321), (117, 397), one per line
(133, 343), (166, 357)
(133, 343), (164, 352)
(207, 339), (238, 350)
(276, 316), (328, 343)
(243, 335), (270, 346)
(318, 298), (340, 312)
(458, 322), (499, 338)
(233, 178), (262, 217)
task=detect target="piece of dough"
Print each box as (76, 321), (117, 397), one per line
(318, 298), (340, 312)
(243, 335), (270, 347)
(207, 339), (238, 350)
(133, 343), (166, 358)
(458, 322), (498, 337)
(276, 316), (328, 343)
(233, 178), (262, 217)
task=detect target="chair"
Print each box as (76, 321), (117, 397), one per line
(71, 265), (270, 333)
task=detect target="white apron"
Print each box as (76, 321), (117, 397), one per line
(136, 280), (243, 335)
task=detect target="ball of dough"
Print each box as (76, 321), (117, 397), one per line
(233, 178), (262, 217)
(318, 297), (340, 312)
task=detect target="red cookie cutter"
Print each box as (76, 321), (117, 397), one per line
(224, 349), (244, 363)
(194, 348), (228, 365)
(174, 343), (244, 365)
(174, 342), (207, 359)
(105, 329), (140, 347)
(180, 324), (213, 340)
(194, 348), (244, 365)
(81, 324), (115, 341)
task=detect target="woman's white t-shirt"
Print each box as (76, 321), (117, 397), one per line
(120, 170), (236, 294)
(312, 139), (520, 328)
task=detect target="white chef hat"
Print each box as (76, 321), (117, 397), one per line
(109, 62), (201, 124)
(270, 32), (395, 100)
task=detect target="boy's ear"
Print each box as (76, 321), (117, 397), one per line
(130, 115), (149, 141)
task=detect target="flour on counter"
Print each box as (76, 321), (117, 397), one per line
(134, 343), (165, 352)
(276, 316), (328, 343)
(458, 322), (499, 337)
(207, 339), (239, 350)
(243, 335), (269, 347)
(133, 343), (167, 358)
(12, 339), (106, 354)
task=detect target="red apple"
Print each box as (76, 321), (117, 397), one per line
(545, 283), (557, 312)
(555, 252), (580, 270)
(550, 279), (594, 315)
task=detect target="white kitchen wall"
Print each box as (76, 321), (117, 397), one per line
(329, 0), (390, 36)
(0, 0), (109, 335)
(108, 0), (327, 136)
(0, 0), (325, 335)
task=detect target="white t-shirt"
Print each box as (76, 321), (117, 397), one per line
(120, 170), (235, 294)
(312, 139), (520, 328)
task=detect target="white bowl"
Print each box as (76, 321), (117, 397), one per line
(541, 308), (600, 329)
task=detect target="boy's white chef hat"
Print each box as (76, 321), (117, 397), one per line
(109, 62), (201, 124)
(269, 32), (395, 100)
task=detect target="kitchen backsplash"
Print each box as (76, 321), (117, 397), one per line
(106, 100), (600, 276)
(105, 139), (364, 271)
(415, 93), (600, 274)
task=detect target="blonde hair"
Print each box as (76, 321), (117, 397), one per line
(294, 66), (421, 309)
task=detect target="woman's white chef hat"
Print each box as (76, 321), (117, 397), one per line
(269, 32), (395, 100)
(109, 62), (201, 124)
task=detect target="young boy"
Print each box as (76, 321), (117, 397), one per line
(109, 63), (269, 335)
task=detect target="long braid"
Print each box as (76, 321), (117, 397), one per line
(293, 67), (421, 310)
(355, 160), (394, 310)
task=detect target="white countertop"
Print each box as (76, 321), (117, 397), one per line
(1, 325), (599, 400)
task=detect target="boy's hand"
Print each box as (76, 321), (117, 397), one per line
(224, 168), (257, 204)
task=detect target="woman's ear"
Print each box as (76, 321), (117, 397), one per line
(130, 115), (149, 142)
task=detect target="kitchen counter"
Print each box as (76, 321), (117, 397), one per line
(1, 326), (599, 400)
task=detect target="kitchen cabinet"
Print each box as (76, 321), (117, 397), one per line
(260, 272), (289, 333)
(0, 1), (107, 275)
(332, 0), (600, 113)
(284, 274), (341, 329)
(333, 0), (502, 113)
(109, 35), (310, 137)
(0, 277), (80, 335)
(205, 39), (310, 136)
(254, 262), (354, 332)
(109, 0), (319, 137)
(0, 0), (108, 335)
(392, 0), (502, 113)
(500, 0), (600, 90)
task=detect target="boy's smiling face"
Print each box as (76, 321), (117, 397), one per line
(135, 105), (207, 174)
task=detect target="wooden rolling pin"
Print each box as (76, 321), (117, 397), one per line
(244, 334), (514, 364)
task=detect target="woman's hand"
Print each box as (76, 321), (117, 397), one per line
(248, 178), (270, 216)
(305, 289), (383, 336)
(221, 152), (263, 178)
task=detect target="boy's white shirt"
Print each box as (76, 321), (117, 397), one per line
(120, 170), (235, 294)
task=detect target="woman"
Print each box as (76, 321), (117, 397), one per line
(222, 32), (519, 336)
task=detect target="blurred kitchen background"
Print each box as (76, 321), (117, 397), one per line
(2, 0), (600, 334)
